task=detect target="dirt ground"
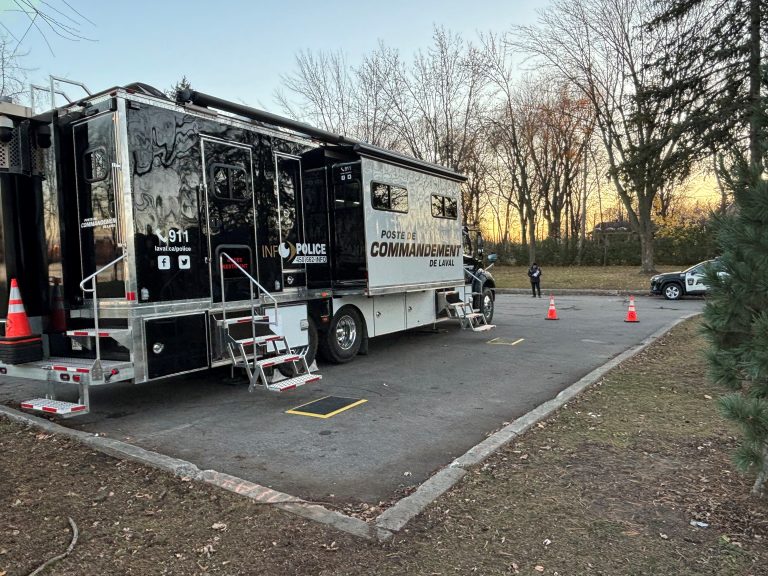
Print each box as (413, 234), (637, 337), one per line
(2, 318), (767, 575)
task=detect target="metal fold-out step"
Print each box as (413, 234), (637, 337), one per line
(256, 353), (301, 369)
(266, 373), (322, 392)
(235, 335), (282, 347)
(217, 250), (322, 395)
(219, 315), (271, 327)
(447, 301), (496, 333)
(65, 327), (132, 348)
(20, 398), (88, 416)
(225, 324), (321, 394)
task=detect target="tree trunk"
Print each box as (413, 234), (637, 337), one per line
(748, 0), (762, 168)
(752, 443), (768, 497)
(527, 214), (537, 264)
(577, 157), (588, 264)
(635, 193), (656, 274)
(638, 221), (655, 274)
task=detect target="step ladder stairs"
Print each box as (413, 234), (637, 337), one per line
(21, 253), (131, 417)
(224, 327), (320, 392)
(219, 252), (321, 393)
(447, 300), (496, 332)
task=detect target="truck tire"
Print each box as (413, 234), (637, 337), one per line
(663, 282), (682, 300)
(474, 287), (495, 323)
(277, 317), (318, 377)
(317, 306), (363, 364)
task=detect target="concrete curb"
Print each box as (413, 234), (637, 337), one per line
(0, 312), (699, 543)
(372, 312), (701, 537)
(376, 467), (467, 533)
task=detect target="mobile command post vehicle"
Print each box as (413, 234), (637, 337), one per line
(0, 80), (496, 417)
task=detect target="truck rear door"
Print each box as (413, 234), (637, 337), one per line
(73, 112), (124, 297)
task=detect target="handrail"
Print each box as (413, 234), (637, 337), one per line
(79, 252), (126, 366)
(464, 266), (484, 285)
(80, 253), (126, 293)
(219, 252), (279, 328)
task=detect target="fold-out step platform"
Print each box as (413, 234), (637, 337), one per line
(235, 335), (282, 346)
(20, 398), (88, 416)
(472, 324), (496, 332)
(256, 354), (301, 369)
(220, 315), (270, 326)
(65, 328), (132, 348)
(65, 328), (130, 338)
(265, 373), (322, 393)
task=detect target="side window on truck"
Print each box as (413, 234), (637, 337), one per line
(211, 163), (249, 201)
(372, 182), (408, 213)
(83, 147), (109, 182)
(431, 194), (458, 219)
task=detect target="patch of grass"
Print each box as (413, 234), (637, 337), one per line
(492, 264), (683, 290)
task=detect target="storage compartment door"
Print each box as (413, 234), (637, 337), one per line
(145, 313), (208, 379)
(372, 293), (406, 336)
(406, 290), (435, 328)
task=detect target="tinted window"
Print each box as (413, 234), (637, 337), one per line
(432, 194), (458, 219)
(337, 181), (361, 205)
(371, 182), (408, 213)
(211, 163), (248, 201)
(83, 147), (109, 182)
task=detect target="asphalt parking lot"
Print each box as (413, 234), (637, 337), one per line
(0, 294), (704, 503)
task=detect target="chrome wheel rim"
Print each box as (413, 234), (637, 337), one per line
(482, 294), (493, 320)
(335, 316), (357, 350)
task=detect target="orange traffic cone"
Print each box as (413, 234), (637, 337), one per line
(6, 278), (33, 337)
(1, 278), (43, 364)
(49, 278), (66, 332)
(624, 295), (639, 323)
(546, 294), (559, 320)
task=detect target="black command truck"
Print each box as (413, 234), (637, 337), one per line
(0, 80), (496, 416)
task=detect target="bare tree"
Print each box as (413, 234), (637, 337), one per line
(278, 27), (490, 227)
(373, 27), (489, 177)
(0, 35), (26, 99)
(276, 50), (355, 135)
(484, 98), (543, 262)
(0, 0), (95, 57)
(513, 0), (702, 273)
(534, 85), (595, 245)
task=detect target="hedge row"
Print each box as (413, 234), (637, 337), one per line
(488, 224), (719, 266)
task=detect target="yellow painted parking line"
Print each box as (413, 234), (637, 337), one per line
(487, 337), (525, 346)
(286, 397), (368, 419)
(288, 395), (331, 412)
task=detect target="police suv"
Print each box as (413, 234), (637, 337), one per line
(649, 259), (720, 300)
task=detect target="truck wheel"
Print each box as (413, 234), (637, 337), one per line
(318, 306), (363, 364)
(475, 287), (495, 323)
(277, 317), (318, 377)
(663, 282), (682, 300)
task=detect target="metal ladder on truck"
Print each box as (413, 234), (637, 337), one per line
(218, 253), (321, 392)
(20, 253), (135, 417)
(446, 298), (495, 332)
(444, 278), (495, 332)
